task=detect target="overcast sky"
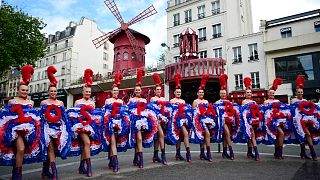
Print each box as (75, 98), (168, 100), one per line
(5, 0), (320, 67)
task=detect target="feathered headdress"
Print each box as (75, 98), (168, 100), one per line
(84, 69), (94, 87)
(113, 72), (123, 87)
(20, 65), (34, 85)
(47, 66), (57, 87)
(244, 77), (252, 90)
(136, 69), (145, 86)
(219, 74), (228, 90)
(199, 74), (209, 90)
(153, 73), (162, 87)
(174, 72), (181, 89)
(270, 78), (283, 91)
(296, 75), (305, 89)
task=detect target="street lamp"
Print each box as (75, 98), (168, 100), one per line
(161, 42), (170, 50)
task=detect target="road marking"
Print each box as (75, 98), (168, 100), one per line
(0, 151), (302, 179)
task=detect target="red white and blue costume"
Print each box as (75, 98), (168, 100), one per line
(216, 100), (242, 142)
(240, 102), (265, 144)
(147, 100), (173, 135)
(291, 100), (320, 145)
(264, 102), (294, 144)
(102, 103), (131, 152)
(167, 103), (193, 145)
(67, 104), (103, 156)
(0, 103), (43, 166)
(128, 101), (158, 148)
(41, 104), (71, 159)
(191, 103), (220, 144)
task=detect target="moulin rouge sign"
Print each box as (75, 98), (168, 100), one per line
(165, 58), (226, 82)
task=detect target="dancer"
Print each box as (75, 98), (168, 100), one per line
(263, 78), (289, 160)
(169, 72), (193, 163)
(68, 69), (102, 177)
(241, 77), (262, 161)
(102, 72), (131, 172)
(291, 75), (318, 161)
(128, 69), (158, 168)
(0, 65), (43, 180)
(150, 73), (169, 165)
(40, 66), (71, 179)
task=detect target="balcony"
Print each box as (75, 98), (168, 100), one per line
(173, 21), (180, 26)
(185, 17), (192, 23)
(173, 43), (179, 48)
(248, 55), (259, 62)
(212, 33), (222, 39)
(198, 37), (207, 42)
(212, 8), (220, 15)
(232, 57), (242, 64)
(198, 13), (205, 19)
(47, 42), (73, 55)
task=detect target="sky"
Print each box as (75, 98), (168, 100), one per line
(4, 0), (320, 67)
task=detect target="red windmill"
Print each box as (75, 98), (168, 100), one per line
(92, 0), (157, 73)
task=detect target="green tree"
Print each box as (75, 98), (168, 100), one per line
(0, 1), (46, 73)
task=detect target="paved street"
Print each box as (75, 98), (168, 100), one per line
(0, 144), (319, 180)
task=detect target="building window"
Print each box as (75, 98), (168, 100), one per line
(212, 23), (222, 38)
(198, 5), (205, 19)
(54, 44), (57, 51)
(61, 79), (65, 88)
(116, 52), (121, 61)
(174, 55), (181, 63)
(280, 27), (292, 38)
(123, 52), (129, 60)
(248, 43), (259, 61)
(52, 56), (56, 64)
(275, 53), (315, 83)
(212, 48), (222, 58)
(45, 58), (49, 66)
(65, 40), (69, 48)
(104, 42), (108, 50)
(212, 1), (220, 15)
(42, 71), (46, 79)
(314, 21), (320, 32)
(44, 70), (47, 78)
(232, 46), (242, 63)
(173, 13), (180, 26)
(61, 66), (66, 75)
(43, 83), (47, 91)
(173, 34), (180, 47)
(103, 64), (108, 69)
(185, 9), (192, 23)
(198, 27), (206, 42)
(37, 72), (41, 80)
(199, 50), (207, 58)
(251, 72), (260, 89)
(175, 0), (181, 5)
(103, 52), (107, 61)
(132, 52), (136, 60)
(47, 46), (50, 53)
(36, 84), (39, 92)
(63, 52), (67, 61)
(235, 74), (243, 90)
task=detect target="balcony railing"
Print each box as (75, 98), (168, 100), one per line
(248, 55), (259, 61)
(212, 33), (222, 38)
(232, 57), (242, 64)
(185, 17), (192, 23)
(47, 42), (73, 54)
(235, 85), (244, 90)
(173, 21), (180, 26)
(198, 13), (205, 19)
(173, 43), (179, 48)
(198, 37), (207, 42)
(212, 8), (220, 15)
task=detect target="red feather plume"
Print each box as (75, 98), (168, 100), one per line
(219, 74), (228, 90)
(296, 75), (305, 89)
(20, 65), (34, 85)
(271, 78), (283, 91)
(47, 66), (57, 87)
(244, 77), (252, 90)
(199, 74), (209, 90)
(153, 73), (162, 87)
(136, 69), (145, 86)
(174, 72), (181, 89)
(84, 69), (94, 87)
(113, 72), (123, 87)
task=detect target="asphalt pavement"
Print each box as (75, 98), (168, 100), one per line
(0, 144), (319, 180)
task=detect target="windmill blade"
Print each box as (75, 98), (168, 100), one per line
(104, 0), (124, 24)
(127, 5), (157, 27)
(92, 27), (121, 48)
(125, 29), (137, 49)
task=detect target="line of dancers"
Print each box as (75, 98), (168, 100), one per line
(0, 65), (319, 180)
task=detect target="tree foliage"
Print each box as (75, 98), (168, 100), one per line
(0, 2), (46, 73)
